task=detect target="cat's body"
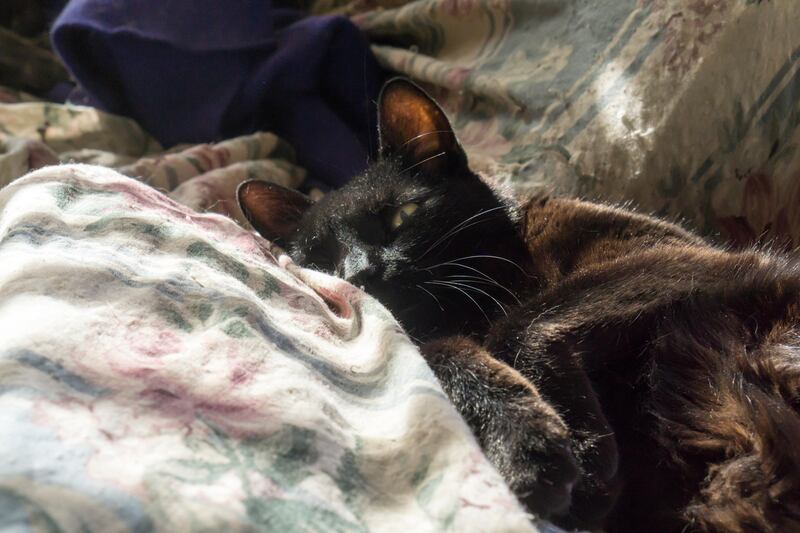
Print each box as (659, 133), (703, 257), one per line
(239, 79), (800, 531)
(489, 197), (800, 530)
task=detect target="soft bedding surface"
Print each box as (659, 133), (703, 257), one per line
(337, 0), (800, 247)
(0, 97), (305, 230)
(0, 164), (541, 532)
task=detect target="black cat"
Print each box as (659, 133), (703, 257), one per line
(239, 79), (800, 532)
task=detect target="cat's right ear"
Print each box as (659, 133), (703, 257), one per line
(237, 180), (313, 244)
(377, 77), (469, 175)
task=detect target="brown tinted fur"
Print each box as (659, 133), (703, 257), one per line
(483, 196), (800, 531)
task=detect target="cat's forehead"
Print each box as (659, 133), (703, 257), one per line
(336, 161), (436, 207)
(294, 159), (445, 242)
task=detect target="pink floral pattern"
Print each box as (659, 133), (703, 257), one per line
(0, 103), (304, 229)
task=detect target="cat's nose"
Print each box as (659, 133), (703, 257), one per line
(342, 248), (377, 285)
(346, 267), (377, 287)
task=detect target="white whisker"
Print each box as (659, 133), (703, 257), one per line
(416, 205), (507, 261)
(442, 280), (508, 317)
(400, 151), (446, 174)
(425, 280), (491, 324)
(449, 254), (528, 274)
(444, 274), (522, 305)
(401, 130), (452, 148)
(416, 284), (444, 312)
(423, 260), (523, 302)
(423, 260), (494, 280)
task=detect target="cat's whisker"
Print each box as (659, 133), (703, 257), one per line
(408, 333), (423, 344)
(444, 274), (522, 305)
(400, 130), (452, 148)
(416, 206), (507, 261)
(423, 260), (493, 280)
(422, 259), (505, 290)
(399, 151), (446, 174)
(422, 260), (520, 303)
(440, 279), (508, 317)
(449, 254), (528, 275)
(425, 216), (502, 255)
(425, 280), (491, 324)
(417, 218), (503, 262)
(416, 284), (445, 312)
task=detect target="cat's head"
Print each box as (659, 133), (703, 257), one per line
(239, 78), (528, 340)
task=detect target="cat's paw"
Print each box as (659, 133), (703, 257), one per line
(485, 399), (580, 518)
(420, 336), (580, 518)
(561, 431), (622, 528)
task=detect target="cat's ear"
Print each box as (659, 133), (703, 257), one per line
(378, 78), (468, 175)
(237, 180), (313, 243)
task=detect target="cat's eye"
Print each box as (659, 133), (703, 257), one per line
(390, 202), (419, 230)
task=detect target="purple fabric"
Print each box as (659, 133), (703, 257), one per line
(50, 0), (384, 186)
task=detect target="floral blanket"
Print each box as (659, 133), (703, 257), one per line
(0, 164), (541, 532)
(329, 0), (800, 248)
(0, 95), (306, 230)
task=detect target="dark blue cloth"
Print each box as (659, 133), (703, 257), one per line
(50, 0), (384, 187)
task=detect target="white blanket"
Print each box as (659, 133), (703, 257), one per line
(0, 165), (546, 532)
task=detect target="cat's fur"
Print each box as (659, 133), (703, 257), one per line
(238, 79), (800, 531)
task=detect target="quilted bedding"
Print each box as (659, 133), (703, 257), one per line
(0, 164), (542, 532)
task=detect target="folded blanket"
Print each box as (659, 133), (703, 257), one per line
(0, 164), (544, 532)
(51, 0), (385, 186)
(0, 97), (306, 228)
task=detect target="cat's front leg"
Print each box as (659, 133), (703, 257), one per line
(486, 323), (623, 530)
(421, 336), (580, 518)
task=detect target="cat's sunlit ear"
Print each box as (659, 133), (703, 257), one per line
(237, 180), (313, 244)
(378, 77), (468, 175)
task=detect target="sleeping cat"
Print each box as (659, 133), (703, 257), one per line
(238, 78), (800, 531)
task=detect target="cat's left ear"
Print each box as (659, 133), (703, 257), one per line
(237, 180), (313, 244)
(378, 78), (469, 175)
